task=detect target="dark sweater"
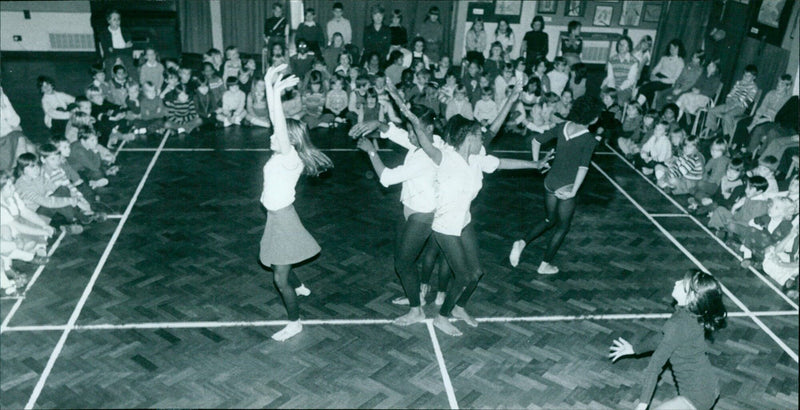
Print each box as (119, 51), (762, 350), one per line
(523, 31), (548, 62)
(639, 308), (719, 410)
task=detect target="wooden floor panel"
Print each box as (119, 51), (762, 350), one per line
(34, 325), (448, 409)
(0, 331), (61, 409)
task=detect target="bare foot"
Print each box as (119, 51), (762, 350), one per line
(271, 321), (302, 341)
(433, 314), (462, 336)
(434, 292), (446, 306)
(294, 283), (311, 296)
(394, 307), (425, 326)
(451, 306), (478, 327)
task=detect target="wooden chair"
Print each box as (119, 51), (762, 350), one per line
(728, 88), (765, 146)
(690, 83), (725, 137)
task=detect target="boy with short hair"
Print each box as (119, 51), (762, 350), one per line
(705, 64), (759, 137)
(546, 57), (570, 96)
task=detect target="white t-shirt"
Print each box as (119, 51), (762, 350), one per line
(109, 26), (126, 49)
(432, 146), (499, 236)
(379, 123), (439, 214)
(260, 146), (303, 211)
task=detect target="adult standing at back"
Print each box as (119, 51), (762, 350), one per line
(295, 8), (325, 57)
(326, 2), (352, 46)
(96, 9), (135, 81)
(362, 6), (392, 66)
(417, 7), (444, 64)
(522, 16), (548, 72)
(561, 21), (583, 68)
(602, 36), (639, 104)
(264, 3), (288, 54)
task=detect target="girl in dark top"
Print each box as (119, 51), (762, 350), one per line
(509, 96), (604, 274)
(609, 269), (726, 410)
(561, 21), (583, 68)
(389, 9), (407, 48)
(523, 16), (549, 71)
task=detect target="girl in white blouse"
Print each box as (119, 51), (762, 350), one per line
(636, 39), (686, 107)
(387, 81), (550, 336)
(259, 65), (333, 342)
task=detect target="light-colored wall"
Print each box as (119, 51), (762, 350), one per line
(452, 1), (658, 65)
(0, 1), (93, 52)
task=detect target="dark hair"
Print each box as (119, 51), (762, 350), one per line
(568, 20), (581, 33)
(332, 2), (343, 10)
(541, 91), (560, 105)
(388, 50), (404, 65)
(601, 87), (618, 100)
(745, 64), (758, 76)
(225, 76), (238, 87)
(39, 143), (59, 157)
(173, 84), (189, 97)
(553, 56), (567, 67)
(748, 175), (768, 192)
(392, 9), (403, 23)
(105, 9), (120, 21)
(14, 152), (38, 179)
(77, 127), (97, 141)
(424, 6), (440, 21)
(760, 155), (779, 170)
(531, 15), (545, 30)
(202, 62), (215, 72)
(780, 74), (792, 82)
(481, 86), (493, 96)
(444, 115), (482, 149)
(370, 5), (385, 15)
(661, 103), (679, 119)
(112, 64), (126, 75)
(410, 104), (436, 129)
(495, 18), (512, 37)
(711, 137), (727, 148)
(729, 157), (744, 171)
(572, 63), (587, 83)
(365, 87), (378, 101)
(205, 48), (222, 57)
(666, 39), (685, 58)
(684, 134), (698, 145)
(616, 36), (633, 54)
(683, 269), (727, 340)
(526, 76), (542, 97)
(37, 75), (55, 91)
(566, 96), (604, 125)
(90, 63), (104, 76)
(304, 7), (315, 15)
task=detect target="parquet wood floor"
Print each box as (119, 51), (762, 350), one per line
(0, 56), (797, 409)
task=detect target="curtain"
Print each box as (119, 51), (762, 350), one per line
(651, 0), (712, 70)
(301, 0), (454, 59)
(178, 0), (213, 54)
(220, 0), (272, 55)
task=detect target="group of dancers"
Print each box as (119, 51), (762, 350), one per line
(257, 65), (728, 410)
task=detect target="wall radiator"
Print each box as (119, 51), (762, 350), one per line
(48, 33), (94, 50)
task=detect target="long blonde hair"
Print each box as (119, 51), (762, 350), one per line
(286, 118), (333, 176)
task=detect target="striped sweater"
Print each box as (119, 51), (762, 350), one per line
(164, 99), (199, 124)
(668, 151), (705, 181)
(14, 174), (74, 211)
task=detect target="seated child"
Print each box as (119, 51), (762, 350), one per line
(14, 153), (90, 233)
(64, 104), (95, 143)
(222, 45), (242, 85)
(638, 120), (672, 175)
(621, 102), (643, 138)
(546, 57), (570, 96)
(281, 86), (305, 121)
(301, 70), (328, 129)
(216, 76), (246, 127)
(321, 74), (349, 127)
(522, 92), (560, 134)
(655, 134), (705, 194)
(88, 63), (111, 101)
(693, 157), (746, 216)
(86, 85), (132, 147)
(201, 63), (224, 107)
(107, 64), (130, 107)
(245, 78), (271, 128)
(619, 109), (657, 157)
(553, 89), (573, 123)
(68, 129), (118, 188)
(473, 86), (499, 127)
(746, 155), (779, 194)
(137, 81), (166, 134)
(164, 85), (203, 134)
(445, 84), (473, 120)
(690, 138), (730, 206)
(732, 196), (795, 264)
(237, 58), (257, 94)
(194, 80), (215, 124)
(761, 216), (799, 291)
(593, 87), (622, 141)
(708, 175), (769, 237)
(347, 76), (370, 124)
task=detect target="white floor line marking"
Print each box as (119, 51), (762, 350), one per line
(1, 231), (66, 333)
(594, 151), (617, 155)
(593, 161), (799, 363)
(603, 143), (800, 310)
(4, 311), (796, 333)
(25, 131), (171, 410)
(105, 214), (123, 219)
(650, 213), (692, 218)
(427, 320), (459, 409)
(113, 139), (127, 156)
(119, 147), (536, 155)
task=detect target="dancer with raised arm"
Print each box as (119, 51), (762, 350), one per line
(609, 269), (727, 410)
(259, 65), (333, 341)
(386, 80), (550, 336)
(509, 96), (605, 274)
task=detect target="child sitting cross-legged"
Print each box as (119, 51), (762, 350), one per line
(732, 196), (796, 267)
(746, 155), (780, 194)
(473, 86), (499, 127)
(216, 76), (247, 127)
(689, 138), (730, 210)
(692, 157), (746, 217)
(164, 85), (203, 135)
(67, 128), (118, 189)
(637, 120), (672, 175)
(708, 175), (770, 240)
(619, 109), (656, 158)
(655, 134), (705, 195)
(14, 153), (91, 234)
(39, 142), (101, 218)
(320, 74), (349, 128)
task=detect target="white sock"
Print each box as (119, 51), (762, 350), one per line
(272, 321), (302, 341)
(294, 283), (311, 296)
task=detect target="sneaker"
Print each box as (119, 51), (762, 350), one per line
(91, 178), (109, 189)
(509, 240), (525, 267)
(537, 261), (559, 275)
(177, 127), (187, 134)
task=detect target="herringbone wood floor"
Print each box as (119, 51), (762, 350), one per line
(1, 57), (797, 409)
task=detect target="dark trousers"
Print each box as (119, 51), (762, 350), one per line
(523, 189), (577, 263)
(394, 212), (434, 307)
(434, 223), (482, 317)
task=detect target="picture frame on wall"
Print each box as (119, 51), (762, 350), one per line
(619, 1), (643, 26)
(642, 3), (662, 23)
(536, 0), (557, 15)
(757, 0), (787, 28)
(593, 5), (613, 27)
(493, 0), (522, 24)
(564, 0), (586, 17)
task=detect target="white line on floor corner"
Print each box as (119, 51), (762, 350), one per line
(427, 320), (459, 409)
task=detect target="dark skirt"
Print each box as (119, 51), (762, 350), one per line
(259, 205), (320, 266)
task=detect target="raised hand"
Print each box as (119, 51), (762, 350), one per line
(349, 121), (381, 139)
(264, 64), (288, 88)
(274, 74), (300, 94)
(608, 337), (634, 362)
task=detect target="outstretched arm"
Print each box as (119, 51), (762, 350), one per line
(264, 64), (299, 154)
(357, 137), (387, 177)
(485, 82), (522, 147)
(385, 78), (442, 165)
